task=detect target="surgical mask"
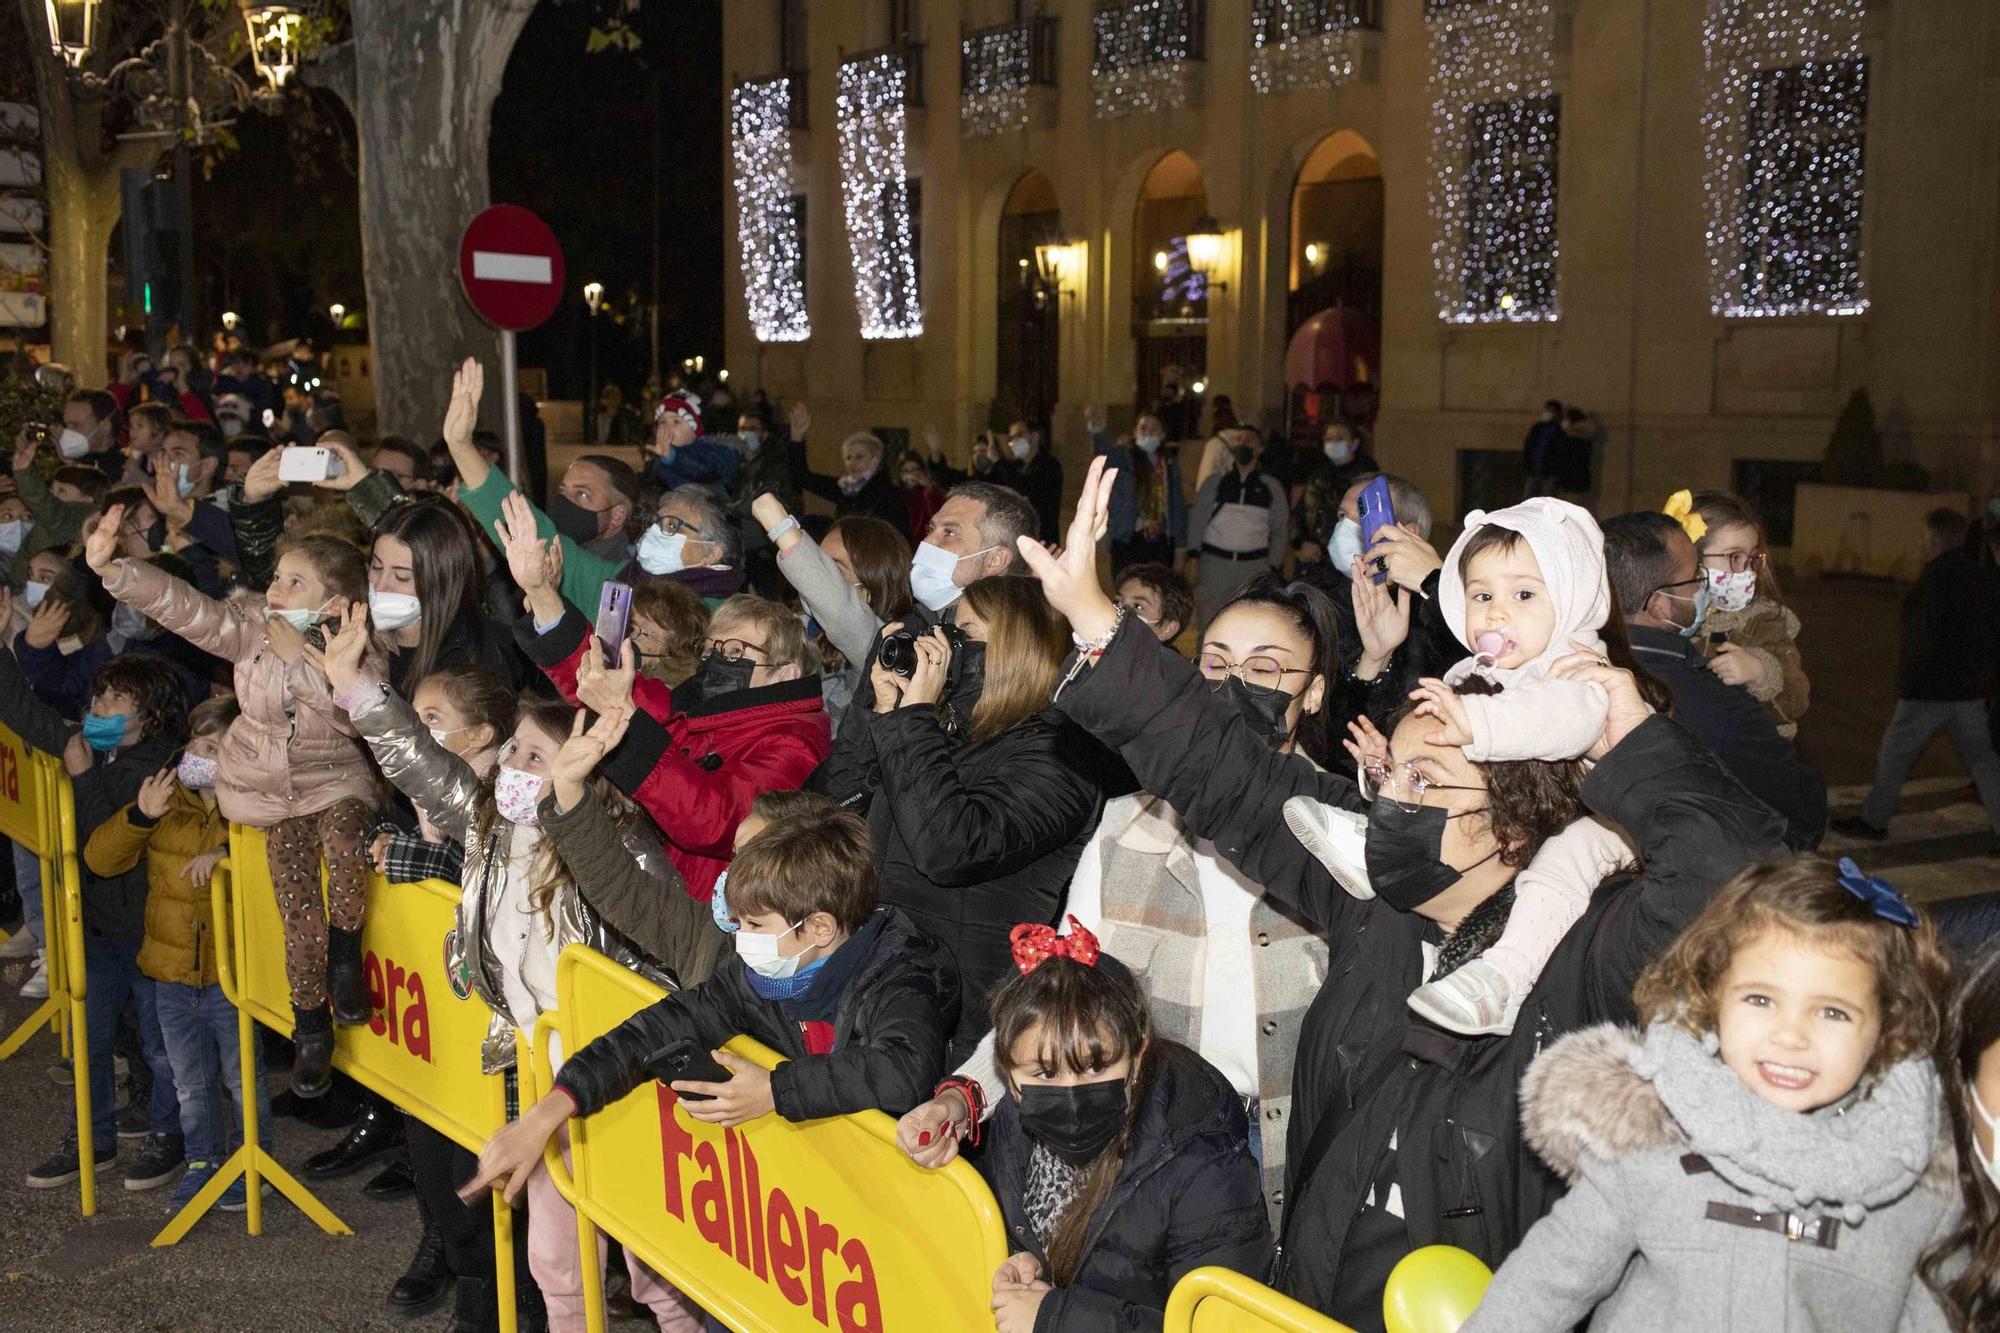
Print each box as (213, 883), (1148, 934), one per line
(219, 418), (245, 440)
(1971, 1088), (2000, 1193)
(0, 519), (25, 558)
(1224, 676), (1297, 751)
(272, 597), (331, 635)
(492, 764), (546, 826)
(175, 463), (197, 498)
(1009, 435), (1031, 461)
(739, 430), (763, 455)
(734, 921), (809, 979)
(57, 427), (91, 460)
(368, 588), (422, 632)
(546, 493), (606, 548)
(1016, 1078), (1129, 1168)
(697, 653), (757, 700)
(710, 870), (738, 934)
(1135, 434), (1161, 456)
(111, 603), (158, 643)
(1325, 438), (1356, 465)
(1328, 516), (1365, 570)
(81, 712), (129, 752)
(1704, 566), (1757, 614)
(637, 527), (690, 575)
(177, 753), (219, 790)
(1363, 797), (1497, 913)
(1660, 580), (1712, 639)
(22, 580), (49, 609)
(908, 540), (996, 613)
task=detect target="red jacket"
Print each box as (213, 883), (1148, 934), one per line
(521, 609), (831, 901)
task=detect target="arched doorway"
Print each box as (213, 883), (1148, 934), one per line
(994, 170), (1061, 432)
(1285, 131), (1383, 446)
(1132, 150), (1209, 441)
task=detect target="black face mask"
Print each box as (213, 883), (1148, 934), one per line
(1232, 444), (1257, 469)
(546, 493), (606, 548)
(1363, 796), (1497, 913)
(1017, 1078), (1129, 1167)
(1224, 676), (1295, 750)
(946, 640), (987, 709)
(696, 653), (756, 701)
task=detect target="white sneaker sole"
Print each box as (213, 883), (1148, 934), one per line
(1282, 797), (1376, 901)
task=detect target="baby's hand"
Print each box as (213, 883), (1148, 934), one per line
(1341, 714), (1392, 777)
(1408, 678), (1474, 749)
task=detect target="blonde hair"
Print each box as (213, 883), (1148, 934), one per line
(711, 594), (820, 674)
(959, 577), (1068, 745)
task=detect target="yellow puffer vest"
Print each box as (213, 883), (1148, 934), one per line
(84, 785), (229, 987)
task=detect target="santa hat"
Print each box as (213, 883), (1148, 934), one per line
(654, 390), (702, 435)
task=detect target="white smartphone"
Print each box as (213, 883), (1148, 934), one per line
(278, 446), (346, 483)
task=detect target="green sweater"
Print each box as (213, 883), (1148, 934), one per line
(458, 466), (626, 619)
(11, 465), (93, 583)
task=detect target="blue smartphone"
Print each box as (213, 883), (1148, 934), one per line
(1357, 476), (1395, 584)
(595, 581), (632, 669)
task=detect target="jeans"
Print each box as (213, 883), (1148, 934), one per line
(13, 840), (40, 943)
(154, 980), (264, 1165)
(83, 933), (178, 1148)
(1859, 699), (2000, 831)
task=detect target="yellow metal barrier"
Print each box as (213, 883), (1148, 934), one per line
(0, 740), (63, 1062)
(527, 943), (1011, 1333)
(1167, 1268), (1358, 1333)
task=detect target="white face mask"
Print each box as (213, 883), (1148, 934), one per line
(0, 519), (27, 558)
(368, 588), (422, 631)
(1972, 1087), (2000, 1192)
(1325, 437), (1356, 465)
(908, 539), (997, 612)
(1009, 435), (1032, 461)
(1329, 516), (1365, 570)
(1704, 565), (1757, 614)
(22, 580), (49, 609)
(492, 763), (546, 826)
(57, 427), (91, 460)
(219, 418), (245, 440)
(637, 526), (690, 575)
(734, 920), (808, 979)
(739, 430), (762, 455)
(112, 603), (157, 643)
(175, 463), (197, 498)
(1135, 434), (1162, 456)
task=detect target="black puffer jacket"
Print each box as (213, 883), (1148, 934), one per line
(554, 906), (959, 1123)
(1054, 617), (1786, 1329)
(984, 1042), (1272, 1332)
(812, 704), (1101, 1059)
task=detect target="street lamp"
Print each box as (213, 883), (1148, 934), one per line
(242, 5), (304, 92)
(583, 282), (604, 442)
(221, 310), (240, 330)
(328, 302), (345, 326)
(1184, 215), (1228, 291)
(1034, 236), (1080, 297)
(44, 0), (100, 66)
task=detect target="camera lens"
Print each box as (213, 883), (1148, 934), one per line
(879, 630), (916, 677)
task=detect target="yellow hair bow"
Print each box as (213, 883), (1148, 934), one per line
(1662, 490), (1707, 544)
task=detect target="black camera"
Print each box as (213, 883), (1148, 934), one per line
(879, 622), (967, 686)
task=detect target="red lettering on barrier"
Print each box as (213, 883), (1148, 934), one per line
(403, 971), (431, 1062)
(366, 953), (387, 1038)
(0, 745), (19, 803)
(651, 1086), (885, 1328)
(361, 950), (433, 1063)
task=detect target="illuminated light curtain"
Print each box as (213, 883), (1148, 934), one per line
(1092, 0), (1201, 120)
(729, 78), (810, 342)
(962, 24), (1031, 138)
(1702, 0), (1869, 316)
(837, 53), (922, 339)
(1250, 0), (1365, 96)
(1426, 0), (1561, 323)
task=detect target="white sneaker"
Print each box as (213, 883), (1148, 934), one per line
(19, 954), (48, 999)
(1283, 796), (1375, 900)
(1408, 958), (1521, 1036)
(0, 928), (39, 959)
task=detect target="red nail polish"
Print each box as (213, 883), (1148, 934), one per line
(917, 1130), (932, 1146)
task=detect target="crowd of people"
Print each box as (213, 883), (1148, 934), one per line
(5, 336), (2000, 1333)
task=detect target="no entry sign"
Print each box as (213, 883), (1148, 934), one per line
(457, 204), (565, 332)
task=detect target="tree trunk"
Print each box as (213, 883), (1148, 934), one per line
(339, 0), (535, 439)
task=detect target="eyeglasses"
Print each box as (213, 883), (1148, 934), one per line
(656, 514), (702, 537)
(1361, 758), (1484, 814)
(700, 636), (768, 662)
(1196, 651), (1313, 693)
(1651, 575), (1703, 600)
(1699, 550), (1764, 574)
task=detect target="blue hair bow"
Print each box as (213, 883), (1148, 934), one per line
(1836, 857), (1918, 929)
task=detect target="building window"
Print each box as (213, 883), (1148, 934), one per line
(1460, 95), (1560, 320)
(887, 0), (919, 46)
(1250, 0), (1379, 95)
(778, 0), (806, 72)
(1090, 0), (1207, 119)
(961, 13), (1059, 138)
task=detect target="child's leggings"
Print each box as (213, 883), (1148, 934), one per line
(264, 797), (374, 1010)
(528, 1124), (705, 1332)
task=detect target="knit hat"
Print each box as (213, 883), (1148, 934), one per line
(1437, 497), (1610, 679)
(654, 390), (702, 436)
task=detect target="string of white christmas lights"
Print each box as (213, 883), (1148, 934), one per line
(1425, 0), (1561, 323)
(1702, 0), (1869, 317)
(1092, 0), (1202, 120)
(962, 24), (1031, 138)
(1250, 0), (1363, 96)
(729, 78), (810, 343)
(837, 52), (923, 340)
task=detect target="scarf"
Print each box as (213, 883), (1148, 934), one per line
(1433, 883), (1517, 982)
(1023, 1142), (1087, 1248)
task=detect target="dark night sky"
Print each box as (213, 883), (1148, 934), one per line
(191, 0), (724, 403)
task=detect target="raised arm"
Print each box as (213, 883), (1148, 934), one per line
(89, 511), (266, 660)
(756, 493), (885, 667)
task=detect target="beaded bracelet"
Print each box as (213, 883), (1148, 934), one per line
(932, 1075), (986, 1147)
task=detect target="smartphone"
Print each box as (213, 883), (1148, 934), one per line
(1357, 475), (1396, 584)
(1708, 631), (1729, 647)
(645, 1038), (730, 1101)
(278, 445), (345, 483)
(595, 581), (633, 669)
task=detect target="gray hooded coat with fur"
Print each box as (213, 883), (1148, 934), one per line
(1461, 1023), (1957, 1333)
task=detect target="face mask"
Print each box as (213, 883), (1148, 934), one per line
(81, 712), (129, 752)
(710, 869), (738, 934)
(1704, 566), (1757, 614)
(111, 603), (158, 643)
(57, 427), (91, 460)
(908, 540), (996, 613)
(1009, 435), (1031, 461)
(1016, 1078), (1129, 1167)
(1135, 434), (1161, 456)
(369, 588), (422, 632)
(1325, 438), (1356, 465)
(637, 527), (690, 575)
(177, 752), (219, 790)
(697, 653), (757, 700)
(1971, 1088), (2000, 1193)
(219, 418), (245, 440)
(1363, 797), (1497, 913)
(1329, 516), (1365, 570)
(1224, 676), (1298, 751)
(547, 493), (607, 548)
(492, 764), (546, 826)
(1659, 580), (1712, 639)
(734, 920), (809, 978)
(739, 430), (763, 455)
(272, 597), (331, 635)
(22, 580), (49, 609)
(0, 519), (25, 559)
(175, 463), (197, 499)
(1232, 444), (1256, 469)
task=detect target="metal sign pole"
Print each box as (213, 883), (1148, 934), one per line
(499, 327), (524, 489)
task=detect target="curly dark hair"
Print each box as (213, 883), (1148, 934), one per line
(91, 653), (188, 746)
(1924, 931), (2000, 1331)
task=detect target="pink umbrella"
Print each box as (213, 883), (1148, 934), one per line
(1284, 306), (1379, 394)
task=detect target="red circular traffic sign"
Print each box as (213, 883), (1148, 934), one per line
(457, 204), (566, 332)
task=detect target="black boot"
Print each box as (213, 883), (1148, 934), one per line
(363, 1148), (416, 1199)
(386, 1214), (452, 1315)
(445, 1276), (497, 1333)
(327, 926), (369, 1026)
(303, 1095), (406, 1178)
(291, 1004), (333, 1099)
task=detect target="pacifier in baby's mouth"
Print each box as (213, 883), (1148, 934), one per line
(1473, 630), (1515, 663)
